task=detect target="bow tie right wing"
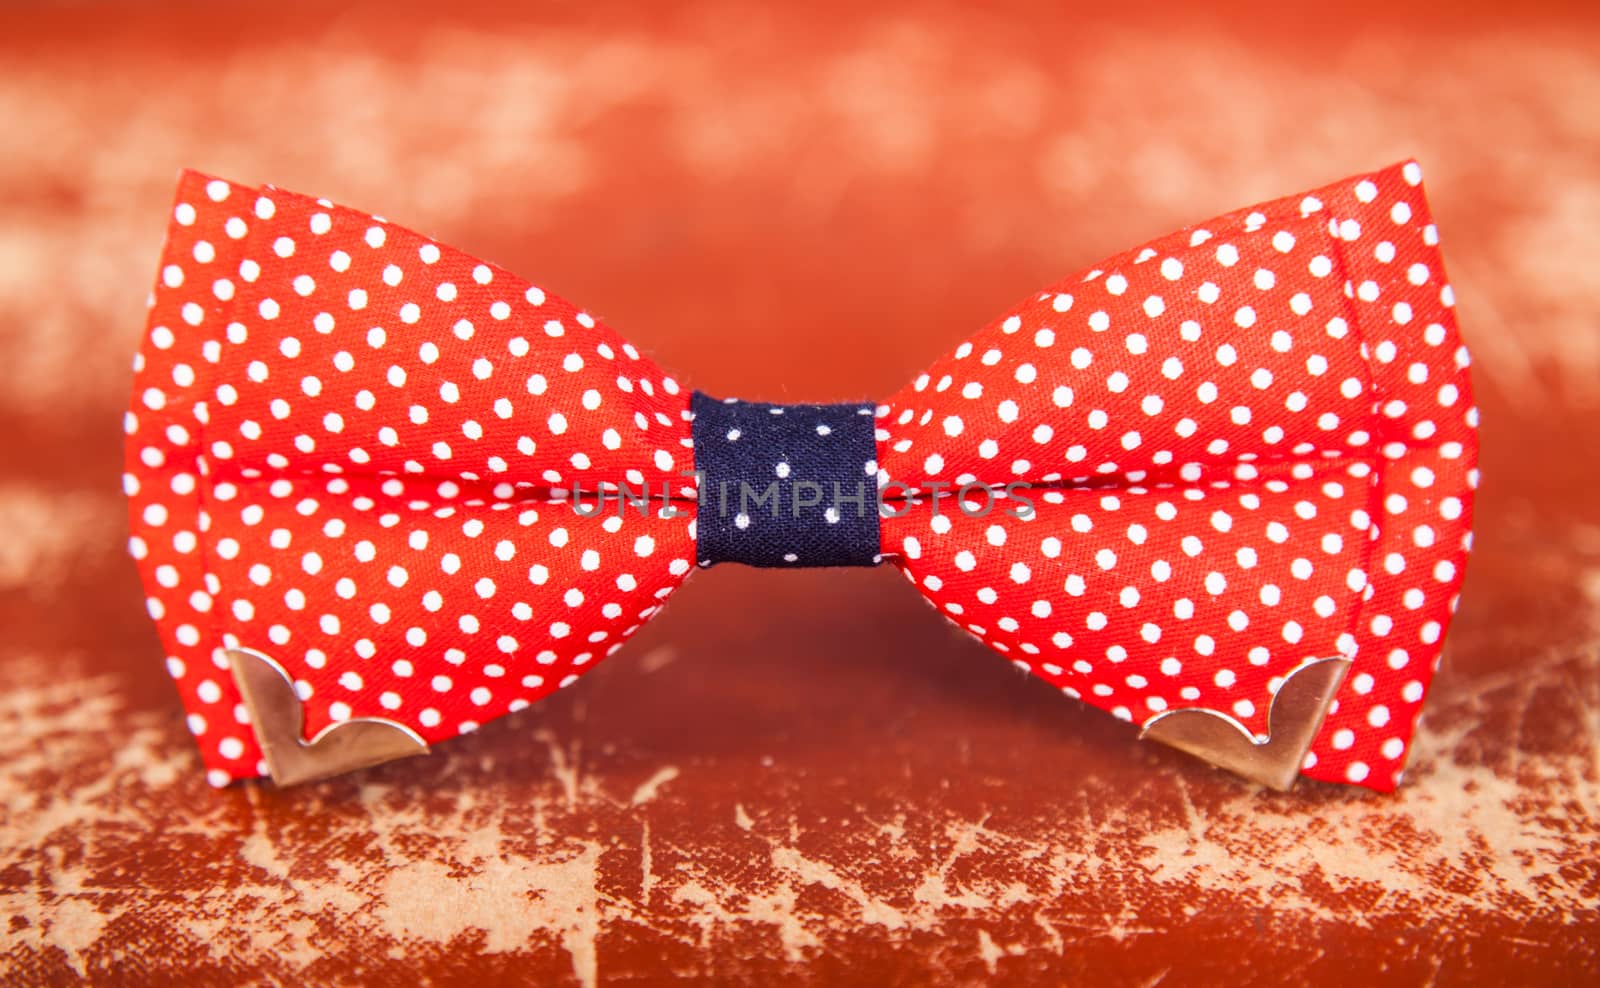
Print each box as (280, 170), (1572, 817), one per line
(879, 161), (1477, 791)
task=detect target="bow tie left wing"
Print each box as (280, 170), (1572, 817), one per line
(125, 172), (697, 785)
(878, 161), (1476, 791)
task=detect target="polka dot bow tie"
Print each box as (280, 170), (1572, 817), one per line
(125, 160), (1477, 792)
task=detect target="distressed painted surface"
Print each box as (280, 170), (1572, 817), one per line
(2, 1), (1598, 983)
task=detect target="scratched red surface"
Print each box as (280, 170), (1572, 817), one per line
(2, 1), (1598, 984)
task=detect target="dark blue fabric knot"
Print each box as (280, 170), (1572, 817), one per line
(690, 391), (882, 568)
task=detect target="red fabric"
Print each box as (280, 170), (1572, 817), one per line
(125, 161), (1475, 791)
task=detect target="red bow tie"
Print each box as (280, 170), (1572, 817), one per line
(125, 161), (1476, 792)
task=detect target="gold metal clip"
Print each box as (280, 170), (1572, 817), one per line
(1139, 657), (1350, 790)
(226, 647), (430, 786)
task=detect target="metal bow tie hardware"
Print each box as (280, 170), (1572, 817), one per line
(124, 161), (1477, 791)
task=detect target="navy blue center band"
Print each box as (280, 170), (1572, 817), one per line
(690, 391), (882, 569)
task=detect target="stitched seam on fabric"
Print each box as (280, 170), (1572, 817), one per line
(186, 177), (256, 764)
(1318, 201), (1396, 755)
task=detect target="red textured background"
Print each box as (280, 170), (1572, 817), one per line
(2, 1), (1597, 984)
